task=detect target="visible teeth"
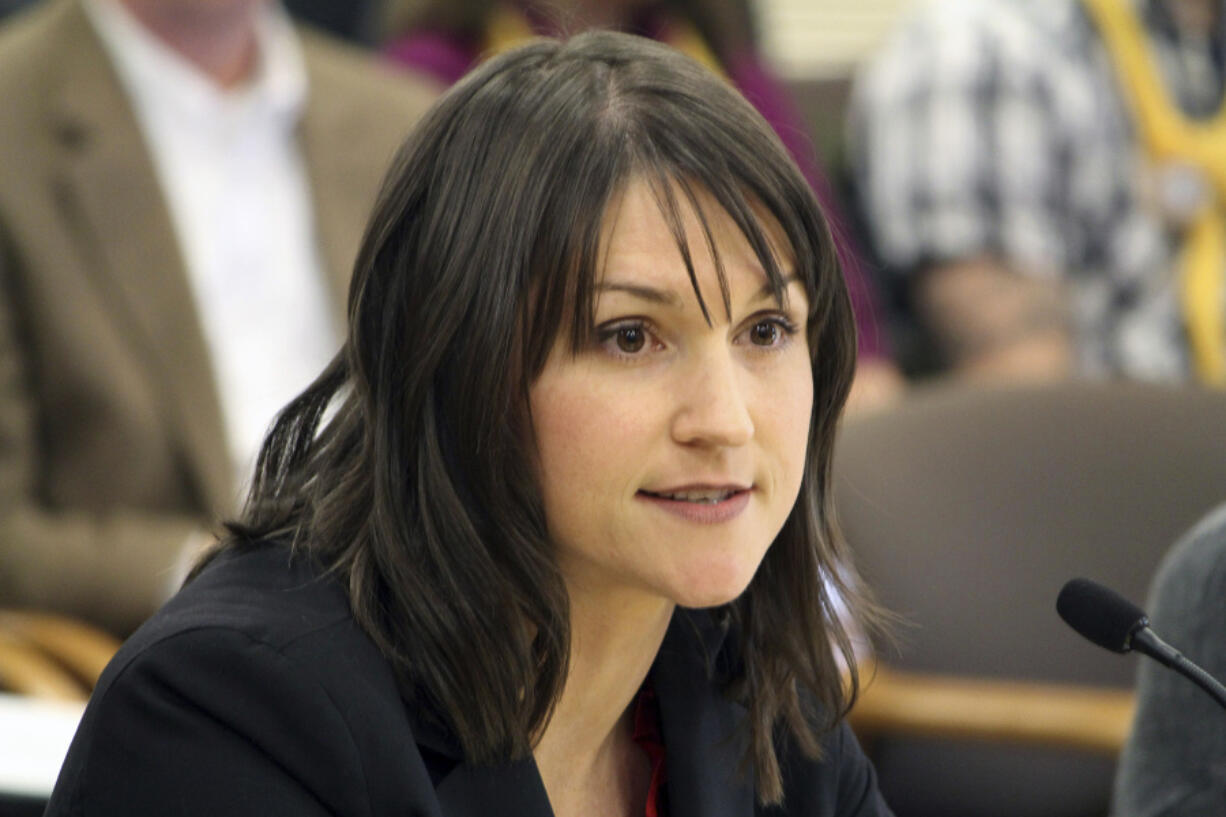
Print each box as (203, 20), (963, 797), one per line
(657, 489), (736, 503)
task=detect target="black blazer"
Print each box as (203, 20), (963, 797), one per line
(45, 546), (893, 816)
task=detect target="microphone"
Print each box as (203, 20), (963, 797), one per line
(1056, 577), (1226, 710)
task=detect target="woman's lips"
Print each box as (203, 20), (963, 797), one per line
(635, 488), (752, 524)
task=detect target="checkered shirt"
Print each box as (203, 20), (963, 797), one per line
(849, 0), (1226, 379)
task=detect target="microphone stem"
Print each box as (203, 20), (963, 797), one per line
(1133, 627), (1226, 711)
(1171, 654), (1226, 711)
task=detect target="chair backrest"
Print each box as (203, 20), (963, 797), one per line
(833, 381), (1226, 817)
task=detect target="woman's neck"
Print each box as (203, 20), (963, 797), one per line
(533, 584), (674, 817)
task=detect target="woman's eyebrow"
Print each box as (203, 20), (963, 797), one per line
(751, 273), (803, 303)
(595, 282), (683, 306)
(597, 273), (802, 308)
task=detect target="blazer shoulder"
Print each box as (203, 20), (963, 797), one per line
(154, 546), (350, 634)
(0, 0), (64, 69)
(50, 547), (438, 817)
(298, 26), (440, 121)
(0, 0), (78, 127)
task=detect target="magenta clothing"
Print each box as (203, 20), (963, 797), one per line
(386, 27), (889, 360)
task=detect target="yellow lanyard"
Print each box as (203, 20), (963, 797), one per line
(1083, 0), (1226, 384)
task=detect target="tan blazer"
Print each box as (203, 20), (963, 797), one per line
(0, 0), (436, 634)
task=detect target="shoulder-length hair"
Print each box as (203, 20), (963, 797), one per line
(220, 30), (874, 804)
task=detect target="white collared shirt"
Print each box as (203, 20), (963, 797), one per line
(83, 0), (340, 493)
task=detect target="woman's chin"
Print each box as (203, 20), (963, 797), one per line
(668, 562), (761, 609)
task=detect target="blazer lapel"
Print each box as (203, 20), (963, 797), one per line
(409, 610), (753, 817)
(45, 0), (232, 514)
(410, 711), (555, 817)
(652, 612), (756, 817)
(434, 758), (555, 817)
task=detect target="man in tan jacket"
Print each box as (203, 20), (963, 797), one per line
(0, 0), (436, 635)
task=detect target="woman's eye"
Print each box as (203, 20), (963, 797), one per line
(749, 321), (780, 347)
(597, 321), (657, 358)
(615, 325), (647, 353)
(743, 317), (797, 348)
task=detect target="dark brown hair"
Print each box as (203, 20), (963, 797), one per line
(216, 30), (875, 804)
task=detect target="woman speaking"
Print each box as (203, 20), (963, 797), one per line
(46, 30), (892, 817)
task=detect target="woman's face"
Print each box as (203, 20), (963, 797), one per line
(529, 179), (814, 609)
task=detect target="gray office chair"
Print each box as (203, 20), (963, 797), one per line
(834, 380), (1226, 817)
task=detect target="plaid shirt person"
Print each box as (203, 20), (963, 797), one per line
(849, 0), (1226, 380)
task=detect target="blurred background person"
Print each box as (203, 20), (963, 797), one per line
(0, 0), (434, 636)
(382, 0), (906, 411)
(849, 0), (1226, 385)
(1113, 500), (1226, 817)
(3, 0), (394, 44)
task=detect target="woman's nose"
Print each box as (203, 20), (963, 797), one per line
(669, 350), (754, 448)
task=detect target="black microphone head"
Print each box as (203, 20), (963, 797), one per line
(1056, 577), (1149, 654)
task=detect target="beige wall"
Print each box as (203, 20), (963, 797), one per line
(758, 0), (916, 80)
